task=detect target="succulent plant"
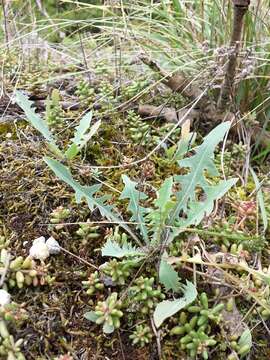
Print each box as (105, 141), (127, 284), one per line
(125, 110), (151, 146)
(104, 226), (128, 245)
(76, 221), (100, 242)
(84, 292), (123, 334)
(45, 89), (64, 129)
(170, 293), (225, 359)
(121, 79), (149, 100)
(129, 324), (153, 347)
(101, 259), (136, 285)
(0, 249), (54, 289)
(50, 206), (70, 229)
(82, 271), (104, 296)
(0, 236), (10, 250)
(75, 79), (95, 106)
(129, 277), (165, 314)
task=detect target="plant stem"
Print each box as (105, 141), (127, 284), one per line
(182, 227), (259, 242)
(217, 0), (250, 112)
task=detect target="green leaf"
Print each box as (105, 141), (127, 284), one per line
(238, 328), (252, 356)
(250, 167), (268, 233)
(84, 311), (99, 322)
(101, 239), (144, 258)
(65, 143), (79, 160)
(155, 177), (173, 211)
(148, 177), (175, 244)
(173, 132), (196, 161)
(182, 179), (237, 226)
(153, 281), (197, 328)
(103, 323), (114, 334)
(65, 112), (101, 159)
(120, 175), (149, 243)
(44, 157), (140, 245)
(14, 91), (60, 151)
(72, 111), (93, 145)
(159, 258), (181, 292)
(172, 122), (231, 221)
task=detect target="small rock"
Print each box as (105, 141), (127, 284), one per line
(46, 237), (61, 255)
(29, 237), (50, 261)
(0, 289), (11, 307)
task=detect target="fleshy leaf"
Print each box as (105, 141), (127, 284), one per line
(154, 281), (197, 328)
(103, 323), (114, 334)
(120, 175), (149, 243)
(84, 311), (99, 322)
(238, 328), (252, 357)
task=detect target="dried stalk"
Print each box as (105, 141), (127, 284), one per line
(217, 0), (251, 112)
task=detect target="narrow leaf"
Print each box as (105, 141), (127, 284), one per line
(15, 91), (57, 146)
(250, 167), (268, 233)
(65, 111), (101, 159)
(120, 175), (149, 242)
(72, 111), (93, 145)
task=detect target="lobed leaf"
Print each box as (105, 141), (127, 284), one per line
(120, 175), (149, 243)
(159, 258), (181, 292)
(154, 281), (197, 328)
(101, 239), (144, 258)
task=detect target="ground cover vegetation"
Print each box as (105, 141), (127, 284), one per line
(1, 0), (270, 359)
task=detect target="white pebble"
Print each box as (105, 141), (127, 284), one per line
(0, 289), (11, 307)
(29, 238), (50, 261)
(46, 237), (61, 255)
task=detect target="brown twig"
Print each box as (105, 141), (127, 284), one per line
(217, 0), (251, 112)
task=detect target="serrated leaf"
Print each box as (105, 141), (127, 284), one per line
(120, 175), (149, 243)
(15, 91), (59, 150)
(154, 281), (197, 328)
(173, 132), (196, 161)
(84, 311), (99, 322)
(101, 239), (144, 258)
(44, 157), (140, 245)
(155, 177), (173, 210)
(172, 121), (231, 221)
(159, 258), (180, 292)
(148, 177), (175, 244)
(72, 111), (93, 145)
(65, 112), (101, 159)
(169, 179), (237, 242)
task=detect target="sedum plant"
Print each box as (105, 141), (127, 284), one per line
(82, 271), (104, 296)
(84, 292), (123, 334)
(129, 323), (153, 347)
(14, 92), (237, 330)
